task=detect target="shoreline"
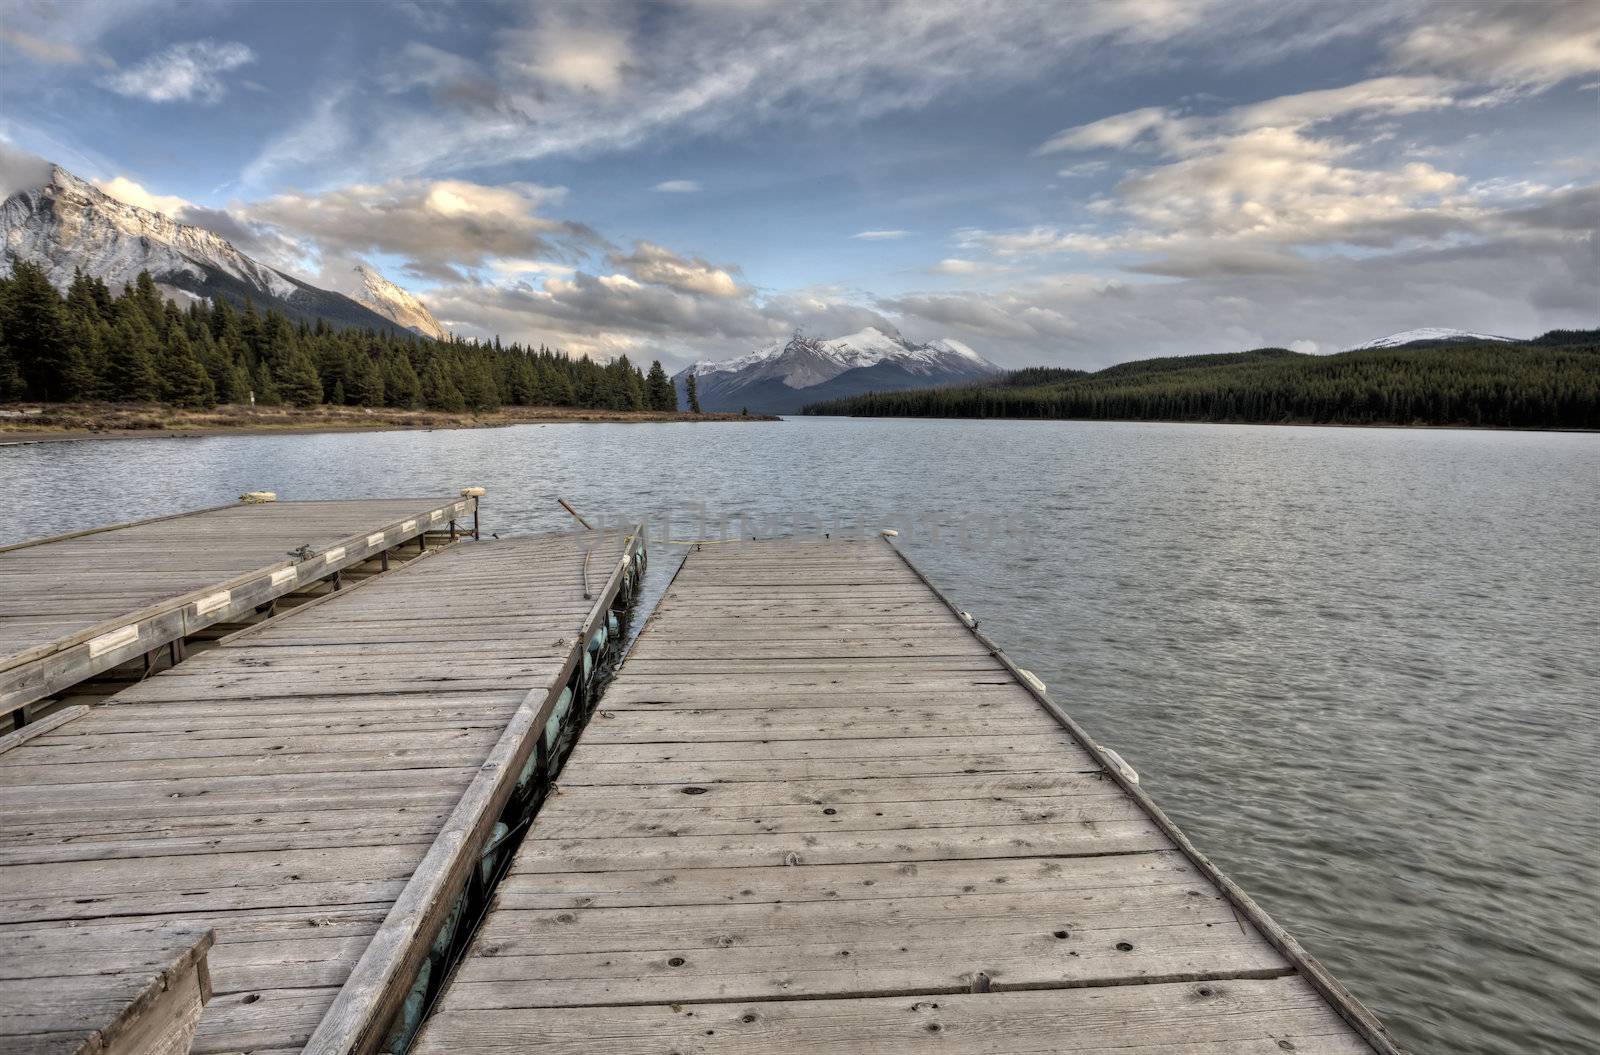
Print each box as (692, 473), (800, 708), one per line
(0, 403), (777, 445)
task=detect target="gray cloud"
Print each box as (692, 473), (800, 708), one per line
(239, 178), (606, 283)
(0, 143), (55, 199)
(1391, 1), (1600, 89)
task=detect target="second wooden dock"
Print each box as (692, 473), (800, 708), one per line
(0, 528), (641, 1054)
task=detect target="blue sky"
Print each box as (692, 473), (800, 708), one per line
(2, 0), (1596, 368)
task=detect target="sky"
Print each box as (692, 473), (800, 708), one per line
(1, 0), (1597, 369)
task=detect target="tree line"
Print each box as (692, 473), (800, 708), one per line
(0, 261), (683, 413)
(803, 336), (1600, 429)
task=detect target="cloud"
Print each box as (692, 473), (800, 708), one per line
(93, 176), (192, 217)
(1037, 106), (1175, 155)
(998, 75), (1505, 277)
(1391, 1), (1600, 90)
(609, 241), (744, 297)
(1036, 75), (1460, 158)
(927, 258), (1018, 276)
(1056, 160), (1108, 179)
(852, 230), (911, 240)
(0, 143), (56, 199)
(246, 0), (1346, 184)
(239, 177), (601, 282)
(2, 28), (87, 65)
(874, 219), (1596, 367)
(653, 180), (702, 193)
(498, 11), (632, 96)
(103, 39), (256, 104)
(957, 226), (1116, 257)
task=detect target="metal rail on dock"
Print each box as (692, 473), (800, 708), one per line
(0, 522), (643, 1055)
(0, 496), (479, 722)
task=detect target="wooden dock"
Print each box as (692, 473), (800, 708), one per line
(0, 529), (641, 1055)
(411, 538), (1400, 1055)
(1, 497), (479, 723)
(3, 925), (214, 1055)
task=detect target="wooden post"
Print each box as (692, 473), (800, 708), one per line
(380, 549), (391, 572)
(449, 519), (458, 542)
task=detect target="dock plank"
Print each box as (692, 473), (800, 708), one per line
(412, 538), (1390, 1055)
(1, 497), (477, 718)
(0, 531), (628, 1054)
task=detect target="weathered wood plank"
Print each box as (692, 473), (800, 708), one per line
(413, 976), (1370, 1054)
(0, 530), (632, 1055)
(1, 497), (474, 716)
(410, 538), (1386, 1055)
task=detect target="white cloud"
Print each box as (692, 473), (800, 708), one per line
(489, 258), (578, 278)
(852, 230), (912, 240)
(93, 175), (193, 216)
(1001, 75), (1502, 275)
(1037, 106), (1175, 155)
(957, 226), (1117, 257)
(653, 180), (702, 193)
(1057, 160), (1108, 178)
(610, 241), (745, 298)
(499, 14), (632, 96)
(927, 258), (1017, 276)
(103, 39), (256, 104)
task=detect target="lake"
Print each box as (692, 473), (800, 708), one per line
(2, 417), (1596, 1053)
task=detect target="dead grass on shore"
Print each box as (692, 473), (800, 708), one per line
(0, 402), (771, 441)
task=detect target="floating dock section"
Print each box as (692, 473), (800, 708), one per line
(0, 528), (643, 1054)
(412, 538), (1400, 1055)
(1, 497), (479, 723)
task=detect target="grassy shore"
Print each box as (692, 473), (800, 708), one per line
(0, 402), (776, 443)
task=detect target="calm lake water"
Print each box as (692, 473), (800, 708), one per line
(3, 417), (1597, 1053)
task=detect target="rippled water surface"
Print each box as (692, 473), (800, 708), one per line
(3, 418), (1597, 1053)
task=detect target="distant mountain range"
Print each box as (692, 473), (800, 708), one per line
(802, 329), (1600, 429)
(675, 327), (1001, 413)
(1, 162), (448, 338)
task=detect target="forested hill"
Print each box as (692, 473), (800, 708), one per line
(0, 261), (681, 413)
(801, 334), (1600, 429)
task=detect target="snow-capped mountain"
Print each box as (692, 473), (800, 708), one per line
(675, 327), (1000, 413)
(1, 162), (412, 334)
(352, 264), (448, 339)
(1348, 328), (1515, 350)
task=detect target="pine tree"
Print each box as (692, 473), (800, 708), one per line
(421, 358), (465, 411)
(350, 357), (384, 406)
(685, 372), (702, 413)
(646, 360), (677, 411)
(277, 350), (323, 408)
(105, 318), (161, 402)
(0, 315), (20, 402)
(1, 259), (86, 401)
(168, 351), (217, 408)
(253, 360), (281, 405)
(385, 354), (422, 408)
